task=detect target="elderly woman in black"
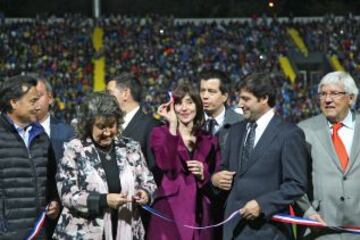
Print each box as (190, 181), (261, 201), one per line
(53, 92), (157, 240)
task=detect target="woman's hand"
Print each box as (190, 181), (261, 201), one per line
(157, 100), (177, 134)
(133, 189), (149, 205)
(187, 160), (204, 180)
(106, 192), (131, 209)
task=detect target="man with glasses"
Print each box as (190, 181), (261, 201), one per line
(297, 71), (360, 240)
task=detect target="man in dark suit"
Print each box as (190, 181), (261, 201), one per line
(34, 75), (74, 239)
(107, 73), (160, 172)
(35, 76), (74, 162)
(212, 73), (308, 240)
(199, 69), (243, 154)
(198, 69), (243, 239)
(107, 73), (160, 234)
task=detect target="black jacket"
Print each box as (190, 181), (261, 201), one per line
(0, 113), (58, 239)
(122, 108), (160, 172)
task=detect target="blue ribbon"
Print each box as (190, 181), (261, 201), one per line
(142, 205), (240, 229)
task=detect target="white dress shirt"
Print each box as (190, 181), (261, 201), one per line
(40, 114), (51, 137)
(122, 106), (140, 129)
(250, 108), (275, 147)
(205, 107), (226, 134)
(327, 110), (354, 156)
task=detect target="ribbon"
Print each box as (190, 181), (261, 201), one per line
(272, 214), (360, 234)
(142, 205), (360, 234)
(25, 205), (49, 240)
(142, 205), (240, 230)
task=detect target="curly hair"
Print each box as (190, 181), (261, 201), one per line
(76, 92), (124, 140)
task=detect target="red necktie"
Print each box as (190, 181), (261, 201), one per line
(332, 123), (348, 171)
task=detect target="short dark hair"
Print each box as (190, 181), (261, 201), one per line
(198, 69), (231, 94)
(172, 84), (204, 135)
(236, 73), (276, 108)
(108, 73), (142, 102)
(0, 75), (38, 113)
(76, 92), (124, 140)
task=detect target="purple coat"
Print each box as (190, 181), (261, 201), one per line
(147, 126), (221, 240)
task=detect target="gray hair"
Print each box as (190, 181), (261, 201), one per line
(318, 71), (359, 107)
(76, 92), (124, 140)
(25, 73), (53, 93)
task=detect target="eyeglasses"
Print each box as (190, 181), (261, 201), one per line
(318, 91), (347, 99)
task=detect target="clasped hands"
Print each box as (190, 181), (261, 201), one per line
(107, 190), (149, 209)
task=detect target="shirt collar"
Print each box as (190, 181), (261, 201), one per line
(123, 106), (140, 128)
(327, 110), (355, 130)
(205, 107), (226, 126)
(40, 114), (51, 136)
(252, 108), (275, 129)
(5, 114), (31, 131)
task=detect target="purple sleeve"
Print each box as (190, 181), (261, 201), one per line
(150, 126), (181, 171)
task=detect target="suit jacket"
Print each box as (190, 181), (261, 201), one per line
(50, 117), (74, 162)
(222, 115), (308, 240)
(122, 108), (160, 172)
(212, 108), (243, 240)
(297, 113), (360, 240)
(216, 108), (243, 157)
(147, 126), (221, 240)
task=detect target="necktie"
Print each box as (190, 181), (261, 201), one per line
(205, 118), (217, 135)
(332, 123), (348, 171)
(241, 122), (257, 166)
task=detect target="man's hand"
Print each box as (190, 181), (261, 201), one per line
(240, 200), (261, 220)
(211, 170), (236, 190)
(46, 201), (61, 219)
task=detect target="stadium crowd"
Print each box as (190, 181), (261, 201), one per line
(0, 14), (359, 123)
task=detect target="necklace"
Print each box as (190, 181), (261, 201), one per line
(95, 144), (114, 161)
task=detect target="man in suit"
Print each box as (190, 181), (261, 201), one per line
(198, 69), (243, 239)
(35, 75), (74, 162)
(199, 69), (243, 153)
(212, 73), (308, 240)
(107, 73), (160, 172)
(107, 73), (160, 234)
(297, 71), (360, 240)
(33, 74), (74, 239)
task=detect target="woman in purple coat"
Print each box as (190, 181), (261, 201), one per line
(147, 84), (221, 240)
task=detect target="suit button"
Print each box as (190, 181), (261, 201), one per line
(343, 176), (347, 180)
(340, 196), (345, 201)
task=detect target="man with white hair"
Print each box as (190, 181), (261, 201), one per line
(297, 71), (360, 240)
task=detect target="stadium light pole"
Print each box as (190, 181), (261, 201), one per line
(93, 0), (101, 18)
